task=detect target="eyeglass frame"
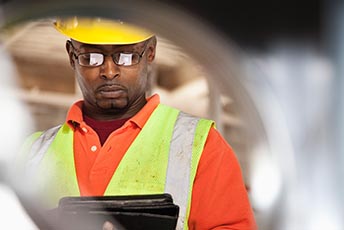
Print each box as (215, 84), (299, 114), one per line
(68, 40), (148, 67)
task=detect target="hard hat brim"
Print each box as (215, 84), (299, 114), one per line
(54, 17), (154, 45)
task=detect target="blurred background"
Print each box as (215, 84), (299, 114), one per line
(1, 0), (343, 229)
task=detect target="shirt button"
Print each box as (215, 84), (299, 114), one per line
(82, 127), (88, 133)
(91, 145), (97, 152)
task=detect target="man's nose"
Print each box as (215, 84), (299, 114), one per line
(100, 56), (119, 80)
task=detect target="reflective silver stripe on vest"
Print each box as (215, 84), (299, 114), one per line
(165, 112), (200, 230)
(26, 125), (61, 175)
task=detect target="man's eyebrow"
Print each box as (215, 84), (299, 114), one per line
(77, 43), (130, 51)
(78, 43), (100, 49)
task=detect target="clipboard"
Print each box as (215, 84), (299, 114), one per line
(55, 193), (179, 230)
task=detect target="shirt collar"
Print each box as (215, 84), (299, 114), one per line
(130, 94), (160, 129)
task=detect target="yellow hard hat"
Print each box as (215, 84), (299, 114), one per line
(54, 17), (154, 45)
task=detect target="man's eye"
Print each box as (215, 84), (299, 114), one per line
(79, 53), (103, 66)
(118, 53), (133, 66)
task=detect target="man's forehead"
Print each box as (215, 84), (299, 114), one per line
(71, 39), (142, 49)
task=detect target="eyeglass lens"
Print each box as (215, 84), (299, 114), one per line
(78, 53), (141, 67)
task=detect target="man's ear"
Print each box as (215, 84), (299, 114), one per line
(147, 36), (157, 63)
(65, 40), (75, 69)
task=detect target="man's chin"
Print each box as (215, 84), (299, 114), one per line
(96, 100), (128, 111)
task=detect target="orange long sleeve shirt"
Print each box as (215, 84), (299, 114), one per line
(66, 94), (257, 230)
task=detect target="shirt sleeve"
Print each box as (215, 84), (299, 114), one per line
(188, 127), (257, 230)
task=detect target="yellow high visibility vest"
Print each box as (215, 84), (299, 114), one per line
(22, 104), (213, 229)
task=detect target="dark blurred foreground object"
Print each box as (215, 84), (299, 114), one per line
(49, 193), (179, 230)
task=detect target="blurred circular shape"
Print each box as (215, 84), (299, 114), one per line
(0, 0), (298, 229)
(0, 33), (36, 229)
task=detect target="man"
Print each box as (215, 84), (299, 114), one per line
(20, 17), (257, 229)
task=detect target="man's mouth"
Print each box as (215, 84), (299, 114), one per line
(97, 85), (126, 98)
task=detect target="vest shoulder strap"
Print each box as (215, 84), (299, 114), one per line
(27, 124), (62, 167)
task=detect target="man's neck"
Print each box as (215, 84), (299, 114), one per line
(82, 97), (147, 121)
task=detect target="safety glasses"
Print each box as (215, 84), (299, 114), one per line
(70, 41), (148, 67)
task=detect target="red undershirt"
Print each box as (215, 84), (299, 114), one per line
(83, 115), (129, 146)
